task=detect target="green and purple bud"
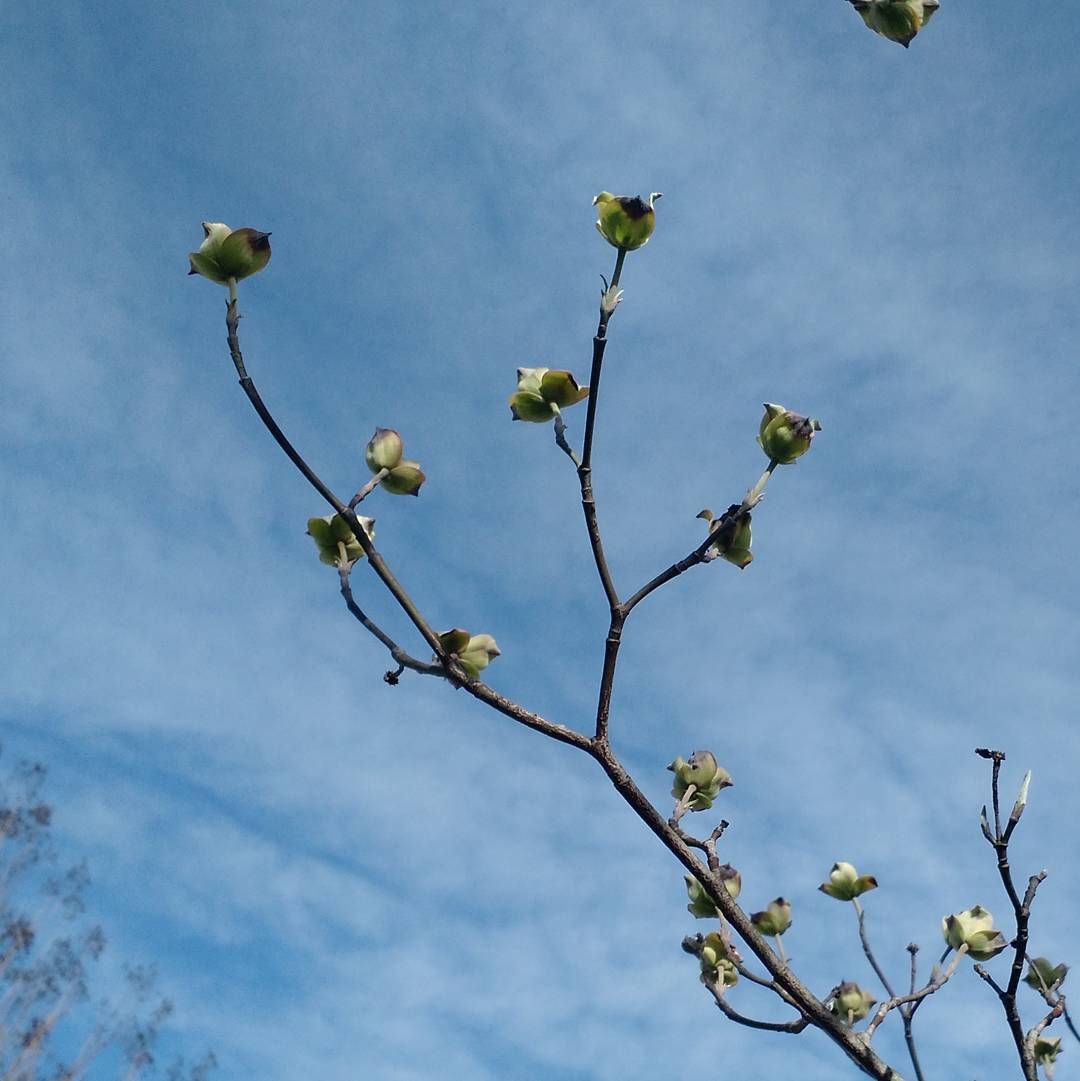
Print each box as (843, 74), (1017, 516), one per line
(699, 932), (739, 988)
(849, 0), (939, 48)
(751, 897), (792, 937)
(438, 629), (501, 677)
(306, 513), (374, 567)
(829, 981), (877, 1024)
(592, 191), (662, 251)
(698, 506), (753, 569)
(819, 862), (879, 902)
(668, 751), (733, 810)
(942, 905), (1009, 962)
(509, 367), (590, 423)
(757, 403), (822, 465)
(187, 221), (271, 283)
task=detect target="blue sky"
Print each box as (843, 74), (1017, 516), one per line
(2, 2), (1078, 1078)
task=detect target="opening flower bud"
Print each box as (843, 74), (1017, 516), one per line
(699, 506), (753, 569)
(1024, 957), (1068, 992)
(365, 428), (404, 472)
(751, 897), (792, 937)
(306, 513), (374, 567)
(699, 932), (739, 988)
(667, 751), (733, 811)
(819, 862), (879, 902)
(757, 403), (822, 464)
(593, 191), (662, 251)
(941, 905), (1008, 961)
(188, 222), (272, 283)
(457, 633), (501, 678)
(381, 461), (426, 497)
(829, 981), (877, 1024)
(850, 0), (939, 48)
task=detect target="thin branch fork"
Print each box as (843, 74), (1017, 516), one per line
(864, 945), (969, 1038)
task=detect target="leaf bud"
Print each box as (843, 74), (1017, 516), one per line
(819, 862), (879, 902)
(757, 403), (822, 465)
(1024, 957), (1068, 993)
(592, 191), (662, 251)
(1034, 1036), (1062, 1068)
(698, 506), (753, 568)
(187, 222), (271, 283)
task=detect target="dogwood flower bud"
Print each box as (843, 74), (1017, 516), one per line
(751, 898), (792, 937)
(848, 0), (939, 48)
(306, 513), (374, 566)
(698, 506), (753, 568)
(365, 428), (404, 472)
(942, 906), (1009, 961)
(509, 368), (589, 423)
(668, 751), (733, 810)
(187, 222), (271, 283)
(829, 981), (877, 1024)
(685, 876), (720, 919)
(437, 630), (501, 677)
(819, 862), (879, 901)
(757, 403), (822, 464)
(592, 191), (662, 251)
(381, 461), (426, 496)
(699, 932), (739, 987)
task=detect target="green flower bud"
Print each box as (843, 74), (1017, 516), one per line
(187, 222), (271, 283)
(1025, 957), (1068, 992)
(667, 751), (733, 810)
(592, 191), (662, 251)
(698, 506), (753, 569)
(942, 905), (1009, 962)
(381, 460), (426, 497)
(365, 428), (404, 472)
(849, 0), (939, 48)
(306, 513), (374, 566)
(757, 403), (822, 465)
(717, 864), (742, 901)
(829, 981), (877, 1024)
(819, 862), (879, 902)
(685, 876), (720, 919)
(457, 633), (501, 677)
(699, 932), (739, 987)
(1034, 1036), (1062, 1068)
(509, 367), (589, 423)
(751, 897), (792, 937)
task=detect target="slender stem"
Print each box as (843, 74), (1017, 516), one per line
(901, 944), (928, 1081)
(225, 298), (446, 661)
(853, 899), (897, 999)
(593, 613), (624, 743)
(704, 980), (809, 1033)
(1064, 1004), (1079, 1044)
(349, 469), (388, 508)
(743, 460), (778, 510)
(553, 415), (581, 467)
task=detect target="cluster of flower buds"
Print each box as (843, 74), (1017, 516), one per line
(819, 862), (879, 902)
(699, 932), (739, 988)
(758, 403), (822, 464)
(188, 222), (272, 283)
(697, 506), (753, 568)
(364, 428), (426, 496)
(437, 628), (501, 678)
(667, 751), (733, 811)
(941, 905), (1008, 961)
(1025, 957), (1068, 993)
(509, 367), (590, 424)
(751, 897), (792, 937)
(685, 865), (742, 918)
(847, 0), (939, 48)
(592, 191), (662, 251)
(829, 981), (877, 1024)
(307, 513), (375, 567)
